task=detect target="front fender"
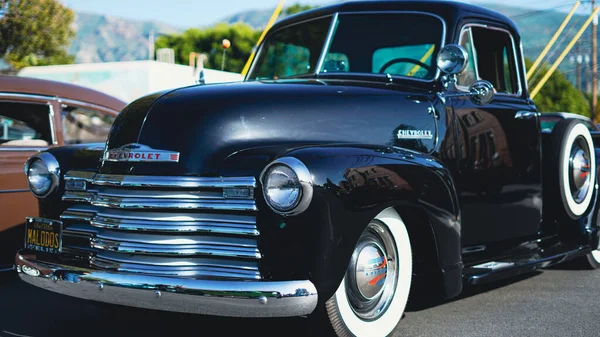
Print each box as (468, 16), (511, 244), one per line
(220, 144), (461, 302)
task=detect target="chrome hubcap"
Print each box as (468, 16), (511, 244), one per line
(569, 138), (592, 203)
(355, 243), (388, 299)
(345, 221), (398, 321)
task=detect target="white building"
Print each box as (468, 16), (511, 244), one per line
(18, 60), (244, 103)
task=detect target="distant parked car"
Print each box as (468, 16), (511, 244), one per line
(539, 112), (599, 133)
(0, 75), (126, 271)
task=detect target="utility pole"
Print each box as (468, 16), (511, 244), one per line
(149, 30), (155, 61)
(592, 0), (598, 120)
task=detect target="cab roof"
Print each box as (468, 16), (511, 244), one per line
(271, 0), (519, 40)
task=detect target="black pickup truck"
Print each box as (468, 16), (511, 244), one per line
(15, 1), (600, 336)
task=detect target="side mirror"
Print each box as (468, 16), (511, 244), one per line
(469, 80), (495, 105)
(437, 44), (468, 75)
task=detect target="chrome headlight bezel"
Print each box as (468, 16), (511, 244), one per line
(260, 157), (313, 216)
(24, 152), (61, 198)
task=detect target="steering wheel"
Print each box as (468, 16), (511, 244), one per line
(378, 58), (433, 76)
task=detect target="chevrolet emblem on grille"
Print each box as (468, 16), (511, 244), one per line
(103, 143), (180, 162)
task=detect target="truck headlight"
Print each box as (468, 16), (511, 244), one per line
(260, 157), (313, 216)
(24, 153), (60, 198)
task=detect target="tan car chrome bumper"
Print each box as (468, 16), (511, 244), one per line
(16, 250), (318, 317)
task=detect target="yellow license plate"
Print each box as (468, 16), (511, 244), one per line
(24, 217), (62, 254)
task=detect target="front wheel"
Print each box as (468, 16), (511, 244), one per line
(314, 208), (412, 337)
(585, 250), (600, 269)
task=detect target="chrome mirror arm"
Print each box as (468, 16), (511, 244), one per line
(437, 80), (495, 106)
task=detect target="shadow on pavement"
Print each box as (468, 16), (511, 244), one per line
(0, 269), (550, 337)
(0, 278), (314, 337)
(406, 271), (542, 312)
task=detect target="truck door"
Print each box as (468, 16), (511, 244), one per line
(451, 25), (543, 250)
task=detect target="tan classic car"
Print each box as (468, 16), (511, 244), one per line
(0, 76), (126, 271)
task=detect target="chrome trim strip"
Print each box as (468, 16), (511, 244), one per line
(61, 207), (257, 223)
(93, 188), (226, 200)
(70, 172), (257, 189)
(315, 12), (339, 75)
(91, 217), (260, 236)
(93, 250), (259, 269)
(0, 189), (30, 194)
(90, 238), (262, 259)
(520, 40), (528, 94)
(58, 97), (120, 115)
(65, 171), (96, 181)
(0, 147), (47, 152)
(62, 191), (94, 202)
(0, 265), (15, 272)
(0, 92), (55, 101)
(60, 208), (259, 236)
(17, 251), (318, 317)
(60, 211), (94, 221)
(0, 93), (120, 115)
(59, 247), (260, 279)
(62, 225), (261, 259)
(89, 195), (257, 211)
(63, 189), (234, 201)
(64, 194), (256, 210)
(91, 257), (261, 280)
(48, 103), (57, 145)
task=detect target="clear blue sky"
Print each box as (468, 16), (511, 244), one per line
(62, 0), (327, 27)
(61, 0), (581, 28)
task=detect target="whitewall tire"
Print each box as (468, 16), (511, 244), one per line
(549, 119), (596, 220)
(323, 207), (412, 337)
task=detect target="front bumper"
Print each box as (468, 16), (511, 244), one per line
(16, 250), (318, 317)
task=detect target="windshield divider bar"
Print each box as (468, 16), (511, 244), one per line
(315, 12), (339, 76)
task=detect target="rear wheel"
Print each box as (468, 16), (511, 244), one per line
(548, 119), (600, 269)
(314, 208), (412, 337)
(547, 119), (596, 220)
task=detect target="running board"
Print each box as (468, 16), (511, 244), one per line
(463, 244), (590, 285)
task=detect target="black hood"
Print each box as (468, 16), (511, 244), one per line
(100, 80), (437, 176)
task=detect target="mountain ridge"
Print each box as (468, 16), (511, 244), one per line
(68, 1), (590, 80)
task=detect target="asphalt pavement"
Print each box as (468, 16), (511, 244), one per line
(0, 264), (599, 337)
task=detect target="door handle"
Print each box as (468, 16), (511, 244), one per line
(515, 111), (540, 120)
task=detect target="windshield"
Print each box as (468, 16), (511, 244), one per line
(247, 13), (444, 81)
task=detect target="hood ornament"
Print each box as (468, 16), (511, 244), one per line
(103, 143), (180, 163)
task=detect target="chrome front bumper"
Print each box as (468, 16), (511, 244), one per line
(16, 250), (318, 317)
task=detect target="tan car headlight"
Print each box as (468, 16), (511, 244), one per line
(24, 153), (60, 198)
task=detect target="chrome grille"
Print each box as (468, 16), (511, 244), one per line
(60, 171), (260, 281)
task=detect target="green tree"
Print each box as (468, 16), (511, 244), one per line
(0, 0), (75, 70)
(526, 58), (590, 117)
(155, 23), (261, 73)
